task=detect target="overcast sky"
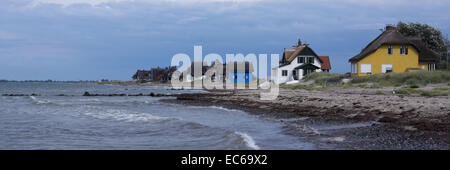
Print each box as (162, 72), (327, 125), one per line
(0, 0), (449, 80)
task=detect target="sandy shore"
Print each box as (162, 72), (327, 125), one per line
(167, 86), (450, 149)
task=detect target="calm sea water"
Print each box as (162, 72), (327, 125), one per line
(0, 82), (317, 150)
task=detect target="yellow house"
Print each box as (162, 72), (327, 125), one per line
(349, 26), (440, 76)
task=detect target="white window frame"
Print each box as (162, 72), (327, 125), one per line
(388, 45), (393, 55)
(381, 64), (393, 73)
(360, 64), (372, 74)
(400, 45), (408, 55)
(282, 70), (288, 76)
(297, 57), (304, 64)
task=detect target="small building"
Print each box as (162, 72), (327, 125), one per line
(132, 66), (176, 82)
(183, 61), (255, 83)
(349, 26), (440, 76)
(226, 62), (254, 83)
(272, 40), (331, 84)
(318, 56), (331, 72)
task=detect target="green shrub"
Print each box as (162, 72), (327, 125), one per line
(409, 84), (420, 88)
(375, 91), (385, 95)
(394, 89), (410, 94)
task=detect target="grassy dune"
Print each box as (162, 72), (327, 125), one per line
(281, 71), (450, 96)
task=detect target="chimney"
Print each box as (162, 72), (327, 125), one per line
(297, 39), (302, 47)
(386, 25), (396, 31)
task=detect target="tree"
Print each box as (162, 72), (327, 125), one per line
(396, 21), (448, 69)
(444, 35), (450, 70)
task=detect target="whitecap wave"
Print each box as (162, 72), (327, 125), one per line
(82, 108), (179, 123)
(29, 96), (52, 104)
(78, 99), (100, 102)
(234, 132), (260, 150)
(187, 105), (242, 112)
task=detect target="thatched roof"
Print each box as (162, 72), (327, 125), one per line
(281, 44), (322, 64)
(407, 37), (440, 63)
(349, 27), (438, 63)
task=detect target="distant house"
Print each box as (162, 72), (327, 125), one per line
(349, 26), (440, 76)
(132, 70), (151, 80)
(183, 62), (212, 82)
(226, 62), (254, 83)
(183, 61), (255, 83)
(132, 66), (176, 82)
(272, 40), (331, 84)
(318, 56), (331, 72)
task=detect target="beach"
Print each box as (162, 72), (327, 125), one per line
(167, 86), (450, 149)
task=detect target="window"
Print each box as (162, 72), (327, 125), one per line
(297, 57), (304, 63)
(282, 70), (288, 76)
(307, 57), (314, 64)
(428, 64), (435, 71)
(400, 45), (408, 55)
(382, 64), (393, 73)
(360, 64), (372, 74)
(351, 64), (358, 74)
(388, 45), (393, 55)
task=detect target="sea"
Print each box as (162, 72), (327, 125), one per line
(0, 82), (319, 150)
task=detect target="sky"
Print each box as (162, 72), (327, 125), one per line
(0, 0), (449, 81)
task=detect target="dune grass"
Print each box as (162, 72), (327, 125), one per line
(302, 72), (348, 85)
(351, 70), (450, 86)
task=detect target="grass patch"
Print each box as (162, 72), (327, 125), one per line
(351, 70), (450, 86)
(303, 72), (347, 85)
(375, 91), (385, 95)
(434, 87), (450, 91)
(421, 91), (449, 97)
(393, 88), (449, 96)
(280, 84), (324, 91)
(394, 88), (425, 95)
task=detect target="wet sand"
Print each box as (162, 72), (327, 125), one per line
(165, 87), (450, 150)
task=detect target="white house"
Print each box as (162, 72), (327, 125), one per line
(272, 40), (331, 84)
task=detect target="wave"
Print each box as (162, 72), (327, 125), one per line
(81, 108), (179, 123)
(316, 121), (379, 131)
(78, 99), (100, 102)
(29, 96), (52, 105)
(234, 132), (260, 150)
(187, 105), (242, 112)
(287, 124), (322, 135)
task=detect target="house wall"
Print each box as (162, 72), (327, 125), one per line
(229, 72), (252, 83)
(352, 44), (421, 76)
(273, 55), (322, 84)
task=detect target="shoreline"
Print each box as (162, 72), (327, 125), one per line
(164, 87), (450, 149)
(173, 88), (450, 132)
(79, 81), (171, 87)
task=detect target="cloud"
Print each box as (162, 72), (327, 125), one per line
(29, 0), (265, 7)
(0, 31), (20, 40)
